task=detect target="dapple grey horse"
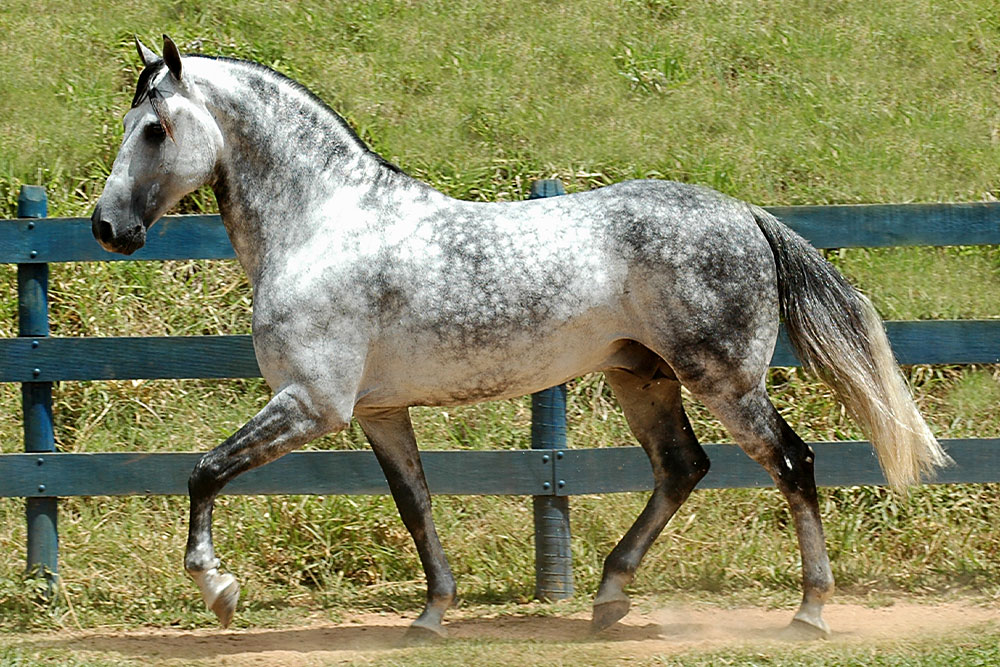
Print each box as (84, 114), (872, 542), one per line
(91, 36), (949, 638)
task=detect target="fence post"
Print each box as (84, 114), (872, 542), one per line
(17, 185), (58, 595)
(528, 179), (574, 601)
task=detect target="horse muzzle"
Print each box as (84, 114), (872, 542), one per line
(91, 203), (147, 255)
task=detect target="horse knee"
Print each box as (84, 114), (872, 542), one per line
(189, 453), (225, 500)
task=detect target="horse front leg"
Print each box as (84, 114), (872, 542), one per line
(184, 385), (338, 627)
(357, 408), (456, 639)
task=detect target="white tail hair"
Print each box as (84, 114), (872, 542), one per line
(751, 205), (951, 489)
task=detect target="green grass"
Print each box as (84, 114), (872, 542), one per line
(3, 0), (1000, 211)
(1, 2), (1000, 661)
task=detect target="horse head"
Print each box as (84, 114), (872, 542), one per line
(92, 35), (222, 254)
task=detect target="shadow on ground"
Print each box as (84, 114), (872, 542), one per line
(28, 616), (667, 661)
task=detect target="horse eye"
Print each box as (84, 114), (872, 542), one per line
(144, 122), (167, 142)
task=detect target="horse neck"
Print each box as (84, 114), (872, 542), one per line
(199, 59), (409, 283)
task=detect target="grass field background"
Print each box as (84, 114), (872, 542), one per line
(1, 0), (999, 651)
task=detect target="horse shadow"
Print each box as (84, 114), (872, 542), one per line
(27, 616), (668, 661)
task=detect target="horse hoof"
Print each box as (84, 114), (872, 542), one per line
(209, 576), (240, 629)
(405, 620), (447, 644)
(591, 598), (631, 633)
(783, 617), (831, 640)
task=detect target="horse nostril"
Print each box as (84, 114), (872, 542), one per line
(98, 219), (114, 243)
(90, 207), (101, 240)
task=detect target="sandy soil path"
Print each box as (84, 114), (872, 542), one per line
(11, 601), (999, 665)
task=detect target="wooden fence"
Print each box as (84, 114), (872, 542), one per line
(1, 182), (999, 599)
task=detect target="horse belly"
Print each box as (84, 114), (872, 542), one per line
(355, 311), (629, 409)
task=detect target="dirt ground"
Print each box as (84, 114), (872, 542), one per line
(9, 601), (1000, 666)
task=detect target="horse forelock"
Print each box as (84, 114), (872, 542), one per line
(131, 61), (166, 108)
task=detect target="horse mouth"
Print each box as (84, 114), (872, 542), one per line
(104, 237), (145, 255)
(92, 207), (147, 255)
(95, 230), (146, 255)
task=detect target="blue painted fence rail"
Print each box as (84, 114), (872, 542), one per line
(0, 320), (996, 383)
(2, 185), (999, 598)
(5, 201), (1000, 263)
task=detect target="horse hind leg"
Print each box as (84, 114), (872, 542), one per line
(356, 408), (456, 640)
(692, 380), (834, 638)
(592, 366), (710, 633)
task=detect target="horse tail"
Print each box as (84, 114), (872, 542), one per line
(749, 204), (951, 490)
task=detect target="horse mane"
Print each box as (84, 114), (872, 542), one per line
(129, 53), (403, 174)
(189, 55), (405, 175)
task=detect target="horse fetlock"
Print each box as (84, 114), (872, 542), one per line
(807, 578), (835, 604)
(190, 566), (241, 628)
(802, 565), (835, 605)
(428, 593), (455, 617)
(427, 589), (455, 615)
(595, 568), (632, 600)
(184, 551), (219, 575)
(429, 579), (456, 606)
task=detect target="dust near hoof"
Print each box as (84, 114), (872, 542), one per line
(780, 617), (832, 641)
(404, 622), (448, 645)
(592, 598), (631, 634)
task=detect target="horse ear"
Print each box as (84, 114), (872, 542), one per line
(162, 34), (182, 80)
(135, 36), (159, 66)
